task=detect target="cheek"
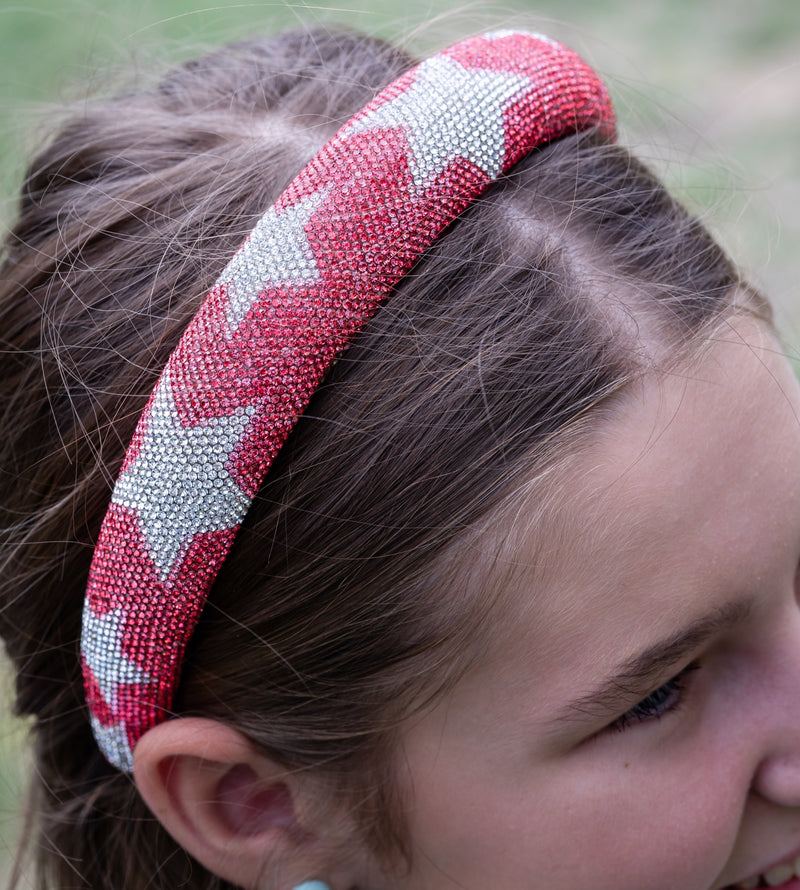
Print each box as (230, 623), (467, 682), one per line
(552, 725), (751, 890)
(399, 735), (743, 890)
(549, 751), (740, 889)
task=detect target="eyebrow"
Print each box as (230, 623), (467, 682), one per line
(549, 596), (754, 730)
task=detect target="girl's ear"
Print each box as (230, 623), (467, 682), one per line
(133, 718), (344, 889)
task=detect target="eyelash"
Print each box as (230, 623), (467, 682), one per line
(606, 663), (701, 733)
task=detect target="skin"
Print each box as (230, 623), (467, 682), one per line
(389, 321), (800, 890)
(136, 318), (800, 890)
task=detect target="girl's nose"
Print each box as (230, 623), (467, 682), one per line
(750, 608), (800, 808)
(752, 749), (800, 809)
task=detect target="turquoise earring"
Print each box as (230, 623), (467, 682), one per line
(292, 883), (331, 890)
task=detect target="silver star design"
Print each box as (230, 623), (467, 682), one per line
(81, 603), (153, 713)
(90, 715), (135, 773)
(222, 188), (327, 331)
(344, 52), (530, 191)
(113, 369), (255, 579)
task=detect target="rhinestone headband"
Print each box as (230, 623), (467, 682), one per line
(81, 30), (615, 771)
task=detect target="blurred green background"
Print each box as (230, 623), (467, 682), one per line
(0, 0), (798, 879)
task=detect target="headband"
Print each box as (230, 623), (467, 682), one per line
(81, 30), (615, 771)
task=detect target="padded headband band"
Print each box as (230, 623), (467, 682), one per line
(81, 30), (615, 771)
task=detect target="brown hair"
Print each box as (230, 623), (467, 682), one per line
(0, 24), (769, 890)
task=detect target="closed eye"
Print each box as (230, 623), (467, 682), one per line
(605, 663), (701, 733)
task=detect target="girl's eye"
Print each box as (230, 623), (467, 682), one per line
(606, 663), (700, 733)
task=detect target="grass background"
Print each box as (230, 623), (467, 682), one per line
(0, 0), (798, 878)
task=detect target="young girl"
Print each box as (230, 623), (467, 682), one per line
(0, 22), (798, 890)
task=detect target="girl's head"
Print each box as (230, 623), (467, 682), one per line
(0, 23), (794, 890)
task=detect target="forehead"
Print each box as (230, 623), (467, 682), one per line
(481, 321), (800, 709)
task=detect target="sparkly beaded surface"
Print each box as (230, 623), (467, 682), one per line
(81, 30), (615, 771)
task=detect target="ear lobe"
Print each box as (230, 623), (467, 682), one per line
(133, 718), (320, 888)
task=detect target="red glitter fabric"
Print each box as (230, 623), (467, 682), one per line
(81, 30), (615, 771)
